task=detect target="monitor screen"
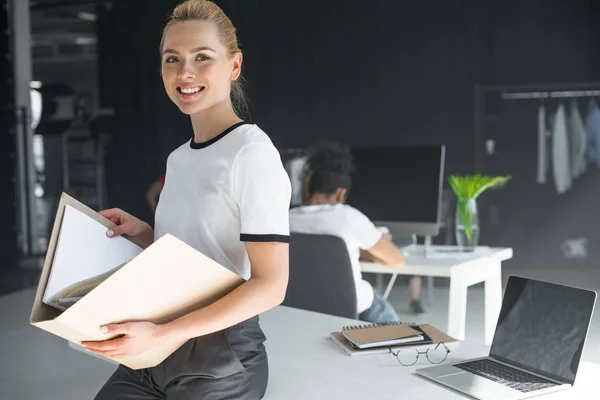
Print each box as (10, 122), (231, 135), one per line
(490, 276), (596, 384)
(283, 154), (308, 208)
(346, 145), (445, 225)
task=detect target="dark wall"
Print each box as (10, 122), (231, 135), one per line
(97, 1), (184, 223)
(1, 0), (18, 266)
(33, 60), (99, 114)
(97, 0), (600, 221)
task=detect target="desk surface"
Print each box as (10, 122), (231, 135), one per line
(261, 306), (597, 400)
(361, 245), (513, 277)
(0, 289), (594, 400)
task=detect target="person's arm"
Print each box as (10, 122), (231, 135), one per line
(83, 242), (288, 358)
(364, 234), (406, 266)
(146, 179), (164, 212)
(100, 208), (154, 247)
(349, 207), (406, 267)
(159, 241), (288, 341)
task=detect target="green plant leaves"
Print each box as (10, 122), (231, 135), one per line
(449, 175), (510, 247)
(448, 174), (511, 201)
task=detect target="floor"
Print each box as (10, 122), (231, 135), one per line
(0, 289), (115, 400)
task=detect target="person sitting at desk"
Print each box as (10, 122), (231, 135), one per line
(289, 141), (422, 323)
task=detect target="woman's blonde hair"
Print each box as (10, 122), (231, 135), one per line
(160, 0), (249, 119)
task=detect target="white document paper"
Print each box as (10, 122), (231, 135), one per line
(43, 204), (144, 308)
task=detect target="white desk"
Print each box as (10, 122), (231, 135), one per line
(361, 246), (513, 345)
(0, 290), (596, 400)
(261, 306), (596, 399)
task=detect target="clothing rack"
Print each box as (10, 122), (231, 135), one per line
(501, 90), (600, 100)
(474, 82), (600, 171)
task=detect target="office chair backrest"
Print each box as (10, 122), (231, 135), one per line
(284, 233), (357, 319)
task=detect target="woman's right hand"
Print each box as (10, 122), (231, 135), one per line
(99, 208), (154, 247)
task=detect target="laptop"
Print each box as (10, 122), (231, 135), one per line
(416, 275), (597, 400)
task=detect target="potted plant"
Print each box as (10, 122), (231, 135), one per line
(448, 174), (511, 251)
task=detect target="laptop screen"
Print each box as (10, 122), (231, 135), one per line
(490, 276), (596, 384)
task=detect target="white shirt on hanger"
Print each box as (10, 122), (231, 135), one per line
(552, 104), (571, 194)
(537, 104), (547, 184)
(569, 100), (587, 178)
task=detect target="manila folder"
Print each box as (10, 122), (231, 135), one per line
(31, 233), (244, 370)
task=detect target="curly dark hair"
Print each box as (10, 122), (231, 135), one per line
(305, 140), (354, 196)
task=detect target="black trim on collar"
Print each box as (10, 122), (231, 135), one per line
(240, 234), (290, 243)
(190, 121), (248, 149)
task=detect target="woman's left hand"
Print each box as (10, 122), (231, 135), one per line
(81, 321), (164, 359)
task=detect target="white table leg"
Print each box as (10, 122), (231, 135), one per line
(376, 274), (384, 295)
(382, 273), (398, 300)
(448, 277), (468, 341)
(484, 261), (503, 345)
(427, 276), (434, 305)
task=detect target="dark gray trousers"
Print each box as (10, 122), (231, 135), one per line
(94, 316), (268, 400)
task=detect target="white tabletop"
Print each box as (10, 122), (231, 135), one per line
(361, 245), (513, 277)
(0, 290), (595, 400)
(260, 306), (598, 399)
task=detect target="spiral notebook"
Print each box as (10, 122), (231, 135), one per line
(341, 322), (423, 349)
(331, 323), (457, 356)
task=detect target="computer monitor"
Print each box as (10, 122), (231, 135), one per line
(347, 145), (446, 237)
(281, 151), (308, 208)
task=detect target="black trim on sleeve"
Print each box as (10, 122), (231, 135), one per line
(240, 234), (290, 243)
(190, 121), (248, 149)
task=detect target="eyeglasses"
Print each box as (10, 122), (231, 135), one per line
(389, 342), (451, 366)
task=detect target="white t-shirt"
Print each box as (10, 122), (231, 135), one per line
(154, 122), (291, 280)
(289, 204), (382, 313)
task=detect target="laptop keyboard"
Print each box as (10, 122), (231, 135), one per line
(454, 359), (559, 393)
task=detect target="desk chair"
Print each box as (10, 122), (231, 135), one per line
(283, 233), (358, 319)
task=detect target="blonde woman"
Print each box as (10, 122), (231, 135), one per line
(83, 1), (291, 398)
